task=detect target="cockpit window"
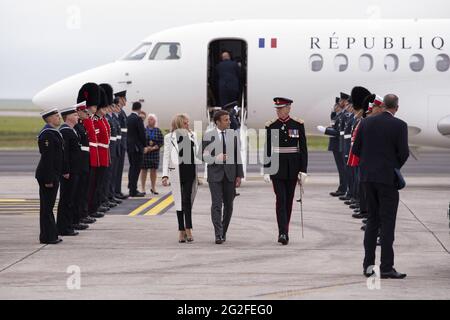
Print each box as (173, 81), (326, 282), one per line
(149, 43), (181, 60)
(122, 43), (152, 60)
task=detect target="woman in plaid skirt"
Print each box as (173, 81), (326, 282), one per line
(140, 114), (164, 195)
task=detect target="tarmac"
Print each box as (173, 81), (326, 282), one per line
(0, 150), (449, 299)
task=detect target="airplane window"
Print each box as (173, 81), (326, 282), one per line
(310, 54), (323, 72)
(436, 54), (450, 72)
(410, 54), (424, 72)
(149, 43), (181, 60)
(384, 54), (399, 72)
(122, 43), (152, 60)
(359, 54), (373, 72)
(334, 54), (348, 72)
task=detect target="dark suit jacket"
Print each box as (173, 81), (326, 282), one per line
(202, 129), (244, 183)
(126, 112), (146, 154)
(352, 111), (409, 186)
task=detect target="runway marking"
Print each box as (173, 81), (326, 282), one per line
(0, 199), (58, 215)
(0, 199), (27, 202)
(128, 198), (159, 217)
(144, 195), (174, 216)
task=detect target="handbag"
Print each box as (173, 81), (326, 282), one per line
(394, 168), (406, 190)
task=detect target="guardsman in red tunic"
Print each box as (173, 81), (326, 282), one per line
(94, 86), (112, 210)
(77, 82), (105, 218)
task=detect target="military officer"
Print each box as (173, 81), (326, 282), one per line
(114, 90), (128, 199)
(35, 108), (64, 244)
(57, 106), (85, 236)
(264, 97), (308, 245)
(74, 102), (96, 225)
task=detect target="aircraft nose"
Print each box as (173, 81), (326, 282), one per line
(32, 88), (51, 108)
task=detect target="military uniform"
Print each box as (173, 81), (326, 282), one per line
(56, 107), (82, 236)
(115, 90), (128, 199)
(342, 111), (355, 200)
(35, 109), (63, 244)
(264, 97), (308, 244)
(73, 102), (93, 224)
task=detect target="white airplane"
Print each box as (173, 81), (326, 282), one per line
(33, 19), (450, 150)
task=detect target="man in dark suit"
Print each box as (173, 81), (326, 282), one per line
(115, 90), (128, 199)
(202, 110), (244, 244)
(215, 51), (241, 107)
(352, 94), (409, 279)
(127, 102), (146, 197)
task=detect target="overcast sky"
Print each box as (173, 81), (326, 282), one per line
(1, 0), (449, 99)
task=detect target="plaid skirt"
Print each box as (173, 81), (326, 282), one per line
(142, 150), (160, 169)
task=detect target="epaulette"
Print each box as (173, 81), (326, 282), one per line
(265, 118), (277, 127)
(292, 117), (305, 124)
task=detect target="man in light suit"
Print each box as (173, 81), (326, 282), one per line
(353, 94), (409, 279)
(202, 110), (244, 244)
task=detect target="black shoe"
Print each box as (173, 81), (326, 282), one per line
(380, 268), (407, 279)
(222, 234), (226, 242)
(130, 191), (145, 197)
(235, 193), (240, 197)
(349, 204), (360, 209)
(215, 236), (224, 244)
(115, 193), (129, 200)
(361, 224), (367, 231)
(151, 189), (159, 195)
(81, 217), (96, 224)
(362, 218), (367, 224)
(344, 200), (354, 205)
(90, 212), (104, 218)
(73, 223), (89, 230)
(353, 208), (361, 213)
(330, 191), (345, 197)
(98, 206), (109, 213)
(105, 201), (117, 208)
(352, 212), (368, 219)
(41, 238), (63, 245)
(339, 195), (351, 201)
(112, 197), (122, 204)
(60, 230), (79, 236)
(278, 234), (289, 245)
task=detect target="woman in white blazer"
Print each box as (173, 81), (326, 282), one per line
(162, 114), (200, 243)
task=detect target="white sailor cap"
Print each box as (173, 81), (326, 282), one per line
(40, 107), (59, 119)
(74, 101), (87, 111)
(59, 106), (77, 116)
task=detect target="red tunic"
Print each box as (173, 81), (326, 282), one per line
(348, 120), (361, 167)
(94, 115), (110, 167)
(102, 117), (111, 166)
(82, 116), (99, 168)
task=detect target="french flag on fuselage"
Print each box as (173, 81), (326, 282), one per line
(259, 38), (277, 48)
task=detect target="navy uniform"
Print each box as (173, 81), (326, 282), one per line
(73, 102), (96, 225)
(35, 108), (63, 244)
(342, 110), (355, 200)
(222, 101), (240, 130)
(264, 97), (308, 245)
(56, 106), (83, 236)
(115, 90), (128, 199)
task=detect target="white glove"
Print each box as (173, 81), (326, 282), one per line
(317, 125), (326, 134)
(263, 174), (271, 183)
(298, 172), (308, 185)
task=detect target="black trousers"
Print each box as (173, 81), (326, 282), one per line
(57, 174), (79, 234)
(38, 181), (59, 243)
(108, 155), (119, 199)
(128, 151), (143, 194)
(88, 166), (106, 214)
(363, 182), (399, 273)
(77, 171), (90, 220)
(115, 146), (126, 195)
(332, 151), (347, 192)
(176, 177), (195, 231)
(272, 178), (297, 236)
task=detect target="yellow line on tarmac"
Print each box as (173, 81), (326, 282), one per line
(0, 199), (27, 202)
(128, 198), (159, 216)
(144, 195), (174, 216)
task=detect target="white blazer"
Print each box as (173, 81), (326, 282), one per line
(162, 131), (200, 211)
